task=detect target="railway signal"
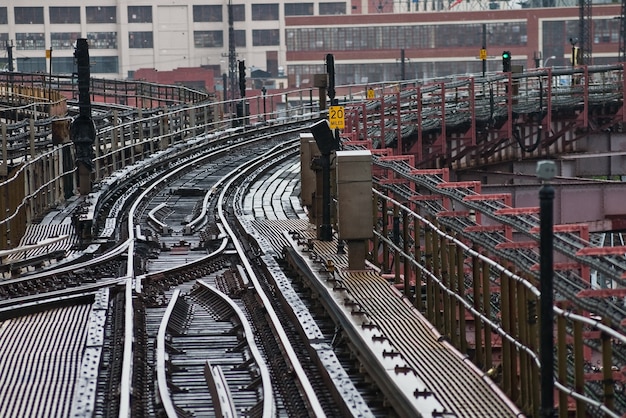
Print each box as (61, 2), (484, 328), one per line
(502, 50), (511, 72)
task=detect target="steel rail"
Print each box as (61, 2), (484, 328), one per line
(155, 289), (182, 418)
(118, 125), (308, 417)
(195, 279), (271, 417)
(217, 139), (327, 418)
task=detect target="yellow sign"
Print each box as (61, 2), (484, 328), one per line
(328, 106), (345, 130)
(367, 87), (375, 99)
(479, 49), (487, 60)
(46, 49), (51, 59)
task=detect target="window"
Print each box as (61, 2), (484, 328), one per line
(319, 2), (346, 15)
(14, 7), (44, 24)
(252, 29), (279, 46)
(129, 32), (153, 48)
(194, 31), (223, 48)
(234, 30), (246, 47)
(15, 33), (45, 50)
(86, 7), (116, 24)
(88, 32), (118, 49)
(50, 7), (80, 24)
(252, 4), (279, 21)
(52, 57), (75, 74)
(90, 56), (119, 74)
(128, 6), (152, 23)
(17, 57), (46, 72)
(593, 18), (620, 44)
(193, 5), (222, 22)
(0, 34), (8, 70)
(231, 4), (245, 21)
(285, 3), (313, 16)
(0, 8), (8, 25)
(51, 33), (80, 50)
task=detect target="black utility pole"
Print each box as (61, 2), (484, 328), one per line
(318, 54), (341, 243)
(482, 24), (487, 77)
(222, 73), (228, 114)
(227, 0), (237, 102)
(537, 160), (556, 418)
(261, 86), (267, 120)
(70, 39), (96, 195)
(236, 60), (246, 126)
(6, 40), (14, 72)
(618, 0), (626, 62)
(310, 120), (337, 242)
(326, 54), (337, 106)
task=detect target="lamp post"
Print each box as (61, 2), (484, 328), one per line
(543, 56), (557, 67)
(537, 160), (556, 418)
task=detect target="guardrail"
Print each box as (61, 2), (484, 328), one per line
(371, 189), (625, 417)
(0, 84), (322, 250)
(1, 64), (624, 252)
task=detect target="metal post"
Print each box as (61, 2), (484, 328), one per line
(6, 40), (14, 72)
(538, 160), (556, 418)
(482, 24), (487, 77)
(227, 0), (237, 102)
(320, 152), (331, 241)
(261, 86), (267, 120)
(70, 39), (96, 195)
(310, 120), (337, 242)
(222, 73), (228, 115)
(48, 47), (52, 100)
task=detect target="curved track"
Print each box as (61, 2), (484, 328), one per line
(2, 113), (621, 417)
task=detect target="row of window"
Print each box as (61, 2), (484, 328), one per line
(14, 32), (117, 50)
(0, 3), (346, 26)
(51, 32), (117, 50)
(6, 15), (619, 52)
(10, 18), (620, 52)
(286, 23), (529, 51)
(286, 18), (620, 52)
(9, 29), (279, 50)
(15, 56), (118, 74)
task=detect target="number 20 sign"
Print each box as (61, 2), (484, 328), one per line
(328, 105), (345, 130)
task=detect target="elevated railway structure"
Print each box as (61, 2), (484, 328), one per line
(0, 64), (625, 416)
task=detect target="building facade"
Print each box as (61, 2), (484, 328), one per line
(0, 1), (622, 88)
(286, 5), (623, 85)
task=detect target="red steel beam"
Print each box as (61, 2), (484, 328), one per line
(577, 288), (626, 298)
(463, 193), (512, 205)
(494, 207), (539, 216)
(464, 225), (506, 233)
(437, 210), (471, 217)
(495, 241), (538, 249)
(576, 246), (626, 256)
(437, 181), (481, 191)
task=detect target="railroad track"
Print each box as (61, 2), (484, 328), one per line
(0, 120), (531, 417)
(0, 123), (322, 416)
(130, 131), (339, 417)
